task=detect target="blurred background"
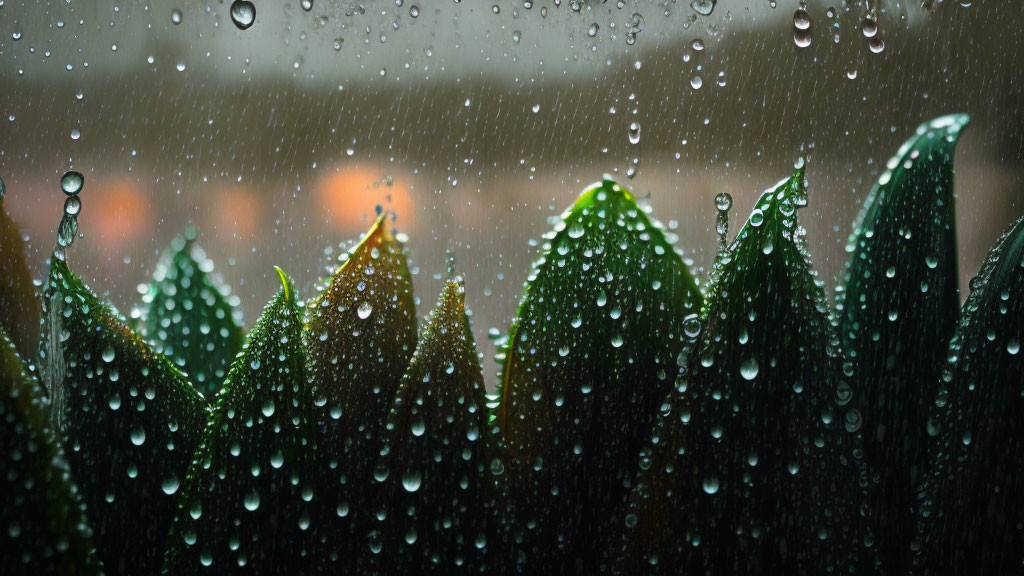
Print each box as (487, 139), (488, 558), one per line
(1, 0), (1021, 387)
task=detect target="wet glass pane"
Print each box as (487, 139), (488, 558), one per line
(1, 1), (1021, 574)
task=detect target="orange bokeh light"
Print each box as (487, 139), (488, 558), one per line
(315, 165), (415, 230)
(87, 178), (154, 250)
(210, 185), (264, 242)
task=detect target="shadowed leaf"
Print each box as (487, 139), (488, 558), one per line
(911, 215), (1024, 575)
(622, 166), (876, 575)
(1, 326), (98, 575)
(137, 229), (244, 398)
(305, 214), (417, 567)
(837, 114), (968, 572)
(165, 267), (314, 575)
(357, 276), (509, 575)
(0, 187), (40, 364)
(495, 177), (702, 572)
(39, 256), (207, 575)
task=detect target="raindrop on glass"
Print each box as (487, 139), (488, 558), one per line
(230, 0), (256, 30)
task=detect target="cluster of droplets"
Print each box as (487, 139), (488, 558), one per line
(56, 170), (84, 255)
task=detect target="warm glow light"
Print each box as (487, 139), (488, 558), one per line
(87, 178), (153, 250)
(210, 185), (264, 241)
(315, 165), (414, 230)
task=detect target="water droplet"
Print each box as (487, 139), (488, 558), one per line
(171, 8), (183, 24)
(230, 0), (256, 30)
(130, 425), (146, 446)
(683, 314), (701, 339)
(244, 489), (260, 511)
(740, 357), (759, 380)
(64, 196), (82, 216)
(868, 37), (885, 54)
(512, 30), (521, 45)
(357, 301), (373, 319)
(793, 8), (811, 30)
(702, 476), (720, 494)
(844, 408), (863, 432)
(749, 208), (765, 227)
(690, 76), (703, 90)
(587, 23), (599, 37)
(60, 171), (84, 196)
(411, 415), (426, 436)
(861, 17), (878, 38)
(628, 122), (641, 145)
(402, 471), (422, 492)
(692, 38), (705, 52)
(691, 0), (715, 16)
(714, 192), (732, 212)
(300, 0), (313, 11)
(162, 476), (180, 495)
(1008, 338), (1021, 355)
(102, 346), (116, 363)
(409, 5), (419, 17)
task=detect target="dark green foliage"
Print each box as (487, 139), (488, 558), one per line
(837, 114), (969, 572)
(357, 276), (508, 575)
(495, 177), (702, 572)
(911, 216), (1024, 575)
(0, 327), (98, 575)
(304, 215), (418, 567)
(165, 268), (314, 575)
(39, 256), (207, 575)
(138, 229), (244, 398)
(621, 166), (875, 574)
(0, 191), (40, 363)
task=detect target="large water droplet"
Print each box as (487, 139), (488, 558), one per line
(740, 357), (759, 380)
(402, 471), (422, 492)
(60, 171), (84, 196)
(357, 301), (373, 319)
(628, 122), (641, 145)
(162, 476), (180, 495)
(244, 489), (261, 511)
(691, 0), (715, 16)
(171, 8), (183, 24)
(230, 0), (256, 30)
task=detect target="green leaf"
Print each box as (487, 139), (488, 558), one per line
(622, 166), (874, 574)
(304, 214), (418, 566)
(165, 267), (315, 575)
(1, 326), (99, 575)
(137, 229), (244, 398)
(494, 177), (702, 571)
(911, 215), (1024, 575)
(356, 276), (509, 574)
(39, 256), (208, 575)
(837, 114), (969, 571)
(0, 190), (41, 364)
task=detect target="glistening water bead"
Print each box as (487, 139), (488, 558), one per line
(61, 170), (84, 195)
(230, 0), (256, 30)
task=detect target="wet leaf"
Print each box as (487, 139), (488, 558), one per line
(622, 166), (875, 574)
(911, 215), (1024, 575)
(137, 229), (244, 398)
(304, 214), (417, 566)
(837, 114), (969, 571)
(165, 267), (314, 575)
(39, 256), (207, 575)
(358, 276), (509, 574)
(0, 191), (40, 364)
(495, 177), (702, 571)
(1, 326), (99, 575)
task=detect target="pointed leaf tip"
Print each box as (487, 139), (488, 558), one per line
(40, 256), (207, 575)
(839, 113), (969, 574)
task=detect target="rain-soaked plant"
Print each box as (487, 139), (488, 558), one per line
(1, 114), (1022, 576)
